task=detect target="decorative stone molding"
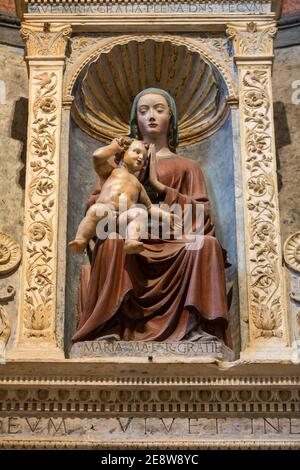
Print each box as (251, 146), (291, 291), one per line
(0, 232), (21, 275)
(226, 21), (277, 59)
(284, 232), (300, 273)
(0, 305), (10, 346)
(20, 23), (72, 58)
(0, 366), (300, 449)
(0, 440), (299, 450)
(0, 384), (300, 415)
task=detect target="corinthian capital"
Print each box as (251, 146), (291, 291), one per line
(21, 23), (72, 58)
(226, 22), (277, 59)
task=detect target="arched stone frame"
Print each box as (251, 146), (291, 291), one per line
(7, 15), (292, 363)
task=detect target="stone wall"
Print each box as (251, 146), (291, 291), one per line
(0, 42), (27, 248)
(0, 41), (27, 347)
(273, 44), (300, 245)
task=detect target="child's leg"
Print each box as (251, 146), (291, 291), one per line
(118, 207), (148, 254)
(69, 203), (112, 253)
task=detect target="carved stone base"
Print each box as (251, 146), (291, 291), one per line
(70, 340), (234, 361)
(1, 361), (300, 449)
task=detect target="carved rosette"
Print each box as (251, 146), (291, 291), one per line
(284, 232), (300, 273)
(16, 24), (71, 349)
(0, 232), (21, 275)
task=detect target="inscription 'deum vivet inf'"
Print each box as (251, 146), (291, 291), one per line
(1, 417), (300, 439)
(28, 2), (271, 15)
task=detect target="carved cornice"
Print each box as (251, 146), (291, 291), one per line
(226, 21), (277, 59)
(0, 374), (299, 449)
(20, 23), (72, 57)
(2, 370), (300, 387)
(284, 232), (300, 273)
(0, 381), (299, 415)
(0, 440), (299, 450)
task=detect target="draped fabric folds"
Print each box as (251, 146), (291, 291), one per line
(72, 156), (230, 344)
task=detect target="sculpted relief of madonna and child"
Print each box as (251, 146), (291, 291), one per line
(69, 88), (232, 349)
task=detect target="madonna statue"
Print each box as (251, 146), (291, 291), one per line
(72, 88), (231, 345)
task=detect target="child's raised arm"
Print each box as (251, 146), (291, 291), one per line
(93, 137), (131, 178)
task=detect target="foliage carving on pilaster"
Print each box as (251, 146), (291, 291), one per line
(226, 22), (277, 58)
(21, 23), (72, 57)
(241, 68), (284, 340)
(22, 72), (60, 339)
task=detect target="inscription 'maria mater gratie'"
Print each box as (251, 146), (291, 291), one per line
(70, 340), (234, 360)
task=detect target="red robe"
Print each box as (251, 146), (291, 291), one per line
(72, 155), (230, 343)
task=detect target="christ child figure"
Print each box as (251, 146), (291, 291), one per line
(69, 136), (173, 255)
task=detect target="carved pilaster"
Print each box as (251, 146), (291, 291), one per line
(9, 24), (71, 360)
(227, 22), (290, 359)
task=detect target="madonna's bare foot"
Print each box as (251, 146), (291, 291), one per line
(68, 239), (86, 253)
(124, 240), (144, 254)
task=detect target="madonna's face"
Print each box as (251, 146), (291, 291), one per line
(136, 93), (171, 141)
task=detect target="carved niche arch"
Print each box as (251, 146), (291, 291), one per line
(63, 34), (238, 146)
